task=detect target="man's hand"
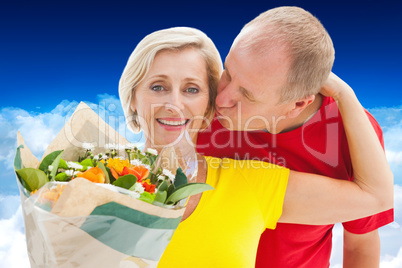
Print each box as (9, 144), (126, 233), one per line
(320, 72), (355, 102)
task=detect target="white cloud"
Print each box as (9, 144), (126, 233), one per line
(0, 206), (30, 268)
(369, 106), (402, 185)
(381, 248), (402, 268)
(386, 151), (402, 166)
(0, 95), (143, 165)
(0, 102), (76, 169)
(368, 106), (402, 131)
(0, 95), (144, 194)
(0, 195), (21, 220)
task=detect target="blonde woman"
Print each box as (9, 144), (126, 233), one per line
(119, 27), (393, 267)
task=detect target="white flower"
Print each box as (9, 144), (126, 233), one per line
(48, 165), (53, 172)
(162, 169), (175, 183)
(146, 148), (158, 155)
(66, 161), (83, 170)
(157, 175), (166, 181)
(142, 164), (151, 170)
(93, 155), (99, 161)
(82, 142), (95, 151)
(129, 192), (141, 199)
(118, 144), (127, 150)
(125, 143), (136, 150)
(105, 143), (117, 150)
(130, 159), (142, 166)
(102, 154), (108, 160)
(73, 171), (80, 176)
(134, 182), (145, 194)
(65, 170), (75, 177)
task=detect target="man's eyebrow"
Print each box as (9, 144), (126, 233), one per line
(240, 86), (256, 102)
(224, 61), (256, 102)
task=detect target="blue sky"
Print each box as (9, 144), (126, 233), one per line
(1, 1), (402, 267)
(1, 0), (401, 111)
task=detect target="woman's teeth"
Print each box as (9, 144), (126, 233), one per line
(157, 119), (188, 126)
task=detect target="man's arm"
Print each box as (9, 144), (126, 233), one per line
(343, 229), (380, 268)
(341, 86), (389, 268)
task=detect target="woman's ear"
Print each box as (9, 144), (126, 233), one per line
(287, 95), (315, 119)
(130, 99), (136, 113)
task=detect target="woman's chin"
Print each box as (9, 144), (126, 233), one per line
(150, 132), (184, 148)
(151, 131), (198, 149)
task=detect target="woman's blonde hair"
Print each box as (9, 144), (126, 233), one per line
(119, 27), (223, 133)
(236, 6), (335, 103)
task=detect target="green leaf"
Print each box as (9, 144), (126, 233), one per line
(49, 151), (64, 181)
(165, 183), (214, 205)
(39, 150), (64, 172)
(97, 162), (110, 184)
(14, 145), (24, 171)
(140, 157), (152, 166)
(105, 166), (115, 184)
(138, 192), (155, 204)
(173, 167), (187, 188)
(147, 154), (158, 167)
(158, 180), (169, 192)
(148, 172), (159, 184)
(154, 190), (167, 204)
(58, 159), (68, 169)
(131, 152), (147, 164)
(112, 174), (137, 190)
(55, 172), (68, 182)
(80, 158), (94, 168)
(16, 168), (49, 192)
(167, 184), (175, 197)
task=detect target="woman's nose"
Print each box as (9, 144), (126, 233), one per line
(165, 91), (185, 112)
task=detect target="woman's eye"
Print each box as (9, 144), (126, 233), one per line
(186, 87), (199, 93)
(151, 85), (164, 91)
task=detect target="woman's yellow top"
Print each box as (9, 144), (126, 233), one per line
(158, 156), (289, 267)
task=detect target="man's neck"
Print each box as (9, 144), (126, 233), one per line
(280, 94), (323, 133)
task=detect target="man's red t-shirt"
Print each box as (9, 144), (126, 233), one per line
(196, 96), (394, 268)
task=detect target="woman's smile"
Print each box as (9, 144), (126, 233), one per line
(156, 118), (190, 130)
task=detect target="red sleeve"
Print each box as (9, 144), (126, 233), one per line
(342, 110), (394, 234)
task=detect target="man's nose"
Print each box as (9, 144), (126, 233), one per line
(216, 83), (237, 109)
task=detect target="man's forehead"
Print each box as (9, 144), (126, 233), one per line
(226, 45), (288, 97)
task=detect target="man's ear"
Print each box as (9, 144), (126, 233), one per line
(287, 95), (315, 118)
